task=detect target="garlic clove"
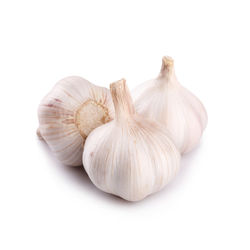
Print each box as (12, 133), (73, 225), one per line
(37, 76), (114, 166)
(83, 79), (180, 201)
(133, 56), (207, 154)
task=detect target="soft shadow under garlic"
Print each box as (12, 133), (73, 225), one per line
(36, 135), (203, 205)
(37, 136), (137, 205)
(142, 142), (203, 203)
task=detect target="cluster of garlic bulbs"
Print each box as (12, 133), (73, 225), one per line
(37, 56), (207, 201)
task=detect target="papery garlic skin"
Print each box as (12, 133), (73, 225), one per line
(37, 76), (114, 166)
(83, 79), (180, 201)
(133, 56), (207, 154)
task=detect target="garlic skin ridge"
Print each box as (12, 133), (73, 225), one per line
(132, 56), (208, 154)
(83, 79), (180, 202)
(37, 76), (114, 166)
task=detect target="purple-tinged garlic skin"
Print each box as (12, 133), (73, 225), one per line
(37, 76), (114, 166)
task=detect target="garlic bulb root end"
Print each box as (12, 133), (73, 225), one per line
(37, 76), (114, 166)
(75, 99), (111, 138)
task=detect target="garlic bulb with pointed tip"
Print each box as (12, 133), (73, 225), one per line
(37, 76), (114, 166)
(133, 56), (207, 154)
(83, 79), (180, 201)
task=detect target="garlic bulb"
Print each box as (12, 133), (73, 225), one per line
(37, 76), (114, 166)
(83, 79), (180, 201)
(133, 56), (207, 154)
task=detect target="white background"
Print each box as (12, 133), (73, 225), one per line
(0, 0), (249, 249)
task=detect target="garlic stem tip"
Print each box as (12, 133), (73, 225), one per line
(161, 56), (174, 72)
(110, 78), (126, 90)
(110, 78), (135, 119)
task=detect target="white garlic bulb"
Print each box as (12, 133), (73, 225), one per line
(37, 76), (114, 166)
(83, 79), (180, 201)
(133, 56), (207, 154)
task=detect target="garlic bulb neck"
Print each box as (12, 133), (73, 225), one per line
(110, 79), (135, 122)
(157, 56), (177, 85)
